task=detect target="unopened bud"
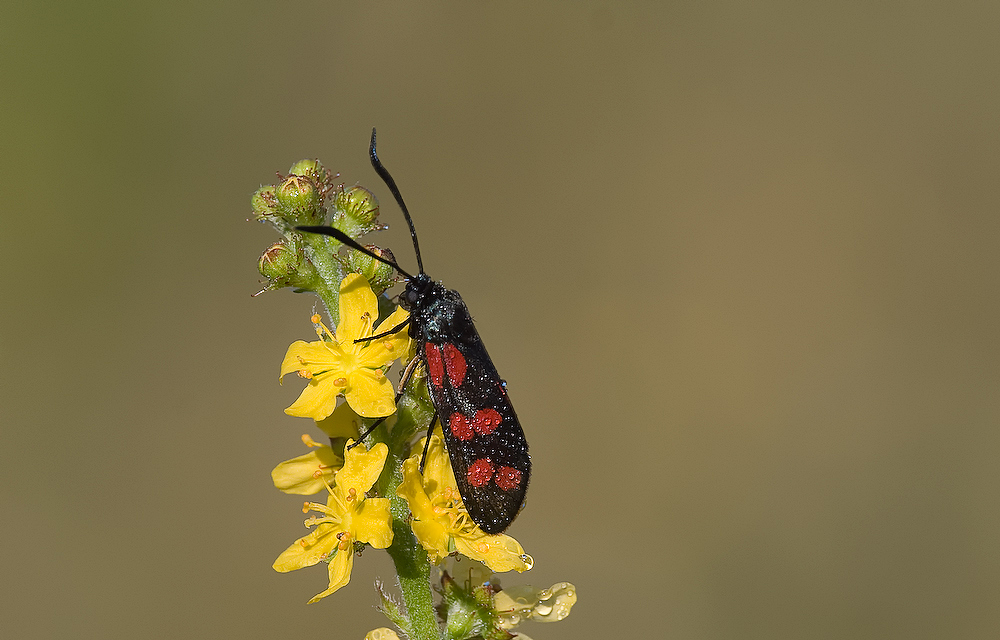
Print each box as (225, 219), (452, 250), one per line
(275, 175), (326, 225)
(334, 185), (379, 225)
(346, 245), (398, 296)
(251, 185), (278, 219)
(288, 159), (333, 193)
(258, 241), (318, 290)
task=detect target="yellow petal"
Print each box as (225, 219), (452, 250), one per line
(315, 402), (363, 439)
(306, 547), (354, 603)
(284, 376), (342, 421)
(336, 441), (388, 495)
(372, 306), (412, 361)
(271, 447), (342, 495)
(411, 519), (450, 562)
(352, 497), (393, 549)
(526, 582), (577, 623)
(397, 455), (438, 522)
(365, 629), (401, 640)
(344, 368), (396, 417)
(454, 531), (530, 573)
(494, 583), (577, 626)
(418, 430), (454, 493)
(279, 340), (342, 380)
(279, 340), (312, 380)
(272, 523), (339, 572)
(337, 274), (379, 345)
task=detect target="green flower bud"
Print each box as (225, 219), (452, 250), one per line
(287, 159), (334, 192)
(345, 244), (398, 296)
(439, 572), (501, 640)
(275, 175), (326, 225)
(251, 185), (278, 219)
(334, 185), (379, 225)
(257, 240), (318, 290)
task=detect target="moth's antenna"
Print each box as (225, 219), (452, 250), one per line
(370, 128), (424, 275)
(296, 225), (414, 280)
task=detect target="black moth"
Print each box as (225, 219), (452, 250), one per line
(298, 129), (530, 534)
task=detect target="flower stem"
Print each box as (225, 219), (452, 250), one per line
(380, 443), (441, 640)
(302, 234), (345, 325)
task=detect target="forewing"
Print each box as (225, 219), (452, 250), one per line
(422, 338), (530, 534)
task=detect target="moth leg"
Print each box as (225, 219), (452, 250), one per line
(354, 317), (411, 344)
(348, 354), (421, 450)
(419, 411), (440, 475)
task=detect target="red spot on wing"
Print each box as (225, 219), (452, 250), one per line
(471, 408), (502, 436)
(495, 466), (522, 490)
(449, 412), (474, 440)
(466, 458), (494, 487)
(425, 343), (444, 387)
(442, 343), (467, 386)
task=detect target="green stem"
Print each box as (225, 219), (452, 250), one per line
(375, 394), (439, 639)
(302, 233), (345, 325)
(383, 452), (439, 640)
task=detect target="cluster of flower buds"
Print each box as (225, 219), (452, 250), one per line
(251, 159), (399, 298)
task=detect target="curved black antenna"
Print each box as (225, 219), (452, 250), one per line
(296, 225), (414, 280)
(370, 128), (424, 274)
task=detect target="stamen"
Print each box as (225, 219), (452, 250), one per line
(301, 434), (323, 447)
(310, 314), (338, 342)
(333, 377), (347, 387)
(346, 487), (358, 502)
(297, 370), (313, 380)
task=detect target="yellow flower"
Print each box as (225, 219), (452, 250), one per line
(279, 274), (410, 420)
(271, 404), (365, 495)
(270, 433), (343, 495)
(272, 441), (393, 603)
(364, 629), (400, 640)
(397, 428), (532, 573)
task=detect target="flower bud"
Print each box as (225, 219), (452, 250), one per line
(334, 185), (379, 225)
(287, 159), (333, 192)
(258, 241), (318, 290)
(275, 175), (326, 226)
(251, 185), (278, 220)
(439, 572), (498, 640)
(346, 245), (398, 296)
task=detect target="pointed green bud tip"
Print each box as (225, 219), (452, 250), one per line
(346, 245), (398, 295)
(258, 241), (316, 289)
(334, 185), (380, 225)
(288, 159), (333, 190)
(251, 185), (278, 219)
(275, 175), (326, 225)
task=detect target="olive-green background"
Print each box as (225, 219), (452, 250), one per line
(3, 2), (998, 639)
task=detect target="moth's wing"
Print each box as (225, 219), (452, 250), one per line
(422, 336), (530, 534)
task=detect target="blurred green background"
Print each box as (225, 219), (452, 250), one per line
(3, 2), (999, 638)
